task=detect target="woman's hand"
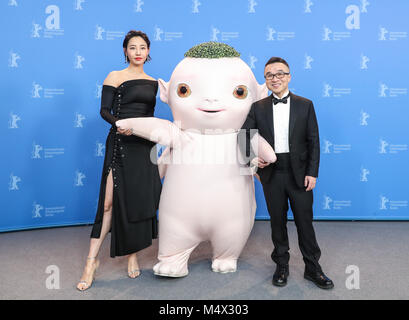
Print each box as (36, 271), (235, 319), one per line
(117, 127), (133, 136)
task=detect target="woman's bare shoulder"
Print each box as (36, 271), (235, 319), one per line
(145, 75), (156, 81)
(103, 71), (121, 87)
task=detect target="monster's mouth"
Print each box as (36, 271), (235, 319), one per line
(197, 108), (225, 113)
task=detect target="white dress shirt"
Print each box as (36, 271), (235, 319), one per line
(272, 90), (290, 153)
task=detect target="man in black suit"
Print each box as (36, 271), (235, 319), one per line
(241, 57), (333, 289)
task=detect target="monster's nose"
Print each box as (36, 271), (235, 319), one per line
(204, 98), (218, 104)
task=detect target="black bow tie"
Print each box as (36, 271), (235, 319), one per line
(273, 93), (290, 105)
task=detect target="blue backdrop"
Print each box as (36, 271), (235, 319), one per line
(2, 0), (409, 232)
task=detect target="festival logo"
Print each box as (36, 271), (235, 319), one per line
(75, 170), (86, 186)
(211, 26), (238, 41)
(379, 195), (408, 210)
(322, 139), (352, 154)
(378, 138), (408, 154)
(74, 113), (85, 128)
(95, 25), (124, 41)
(304, 54), (313, 70)
(304, 0), (313, 13)
(154, 25), (183, 41)
(31, 82), (64, 98)
(192, 0), (201, 13)
(360, 110), (369, 126)
(323, 83), (332, 97)
(9, 112), (21, 129)
(379, 26), (407, 41)
(154, 25), (164, 41)
(360, 0), (370, 13)
(323, 194), (352, 210)
(9, 174), (21, 191)
(379, 83), (388, 97)
(134, 0), (144, 12)
(31, 142), (65, 159)
(95, 83), (102, 98)
(32, 202), (44, 218)
(95, 141), (105, 157)
(8, 51), (20, 68)
(32, 201), (65, 218)
(95, 25), (105, 40)
(323, 195), (333, 210)
(32, 82), (43, 98)
(32, 142), (43, 159)
(31, 22), (42, 38)
(248, 54), (257, 69)
(360, 167), (370, 182)
(248, 0), (257, 13)
(360, 54), (369, 70)
(74, 52), (85, 69)
(266, 26), (295, 41)
(322, 82), (351, 97)
(74, 0), (85, 10)
(322, 25), (351, 41)
(322, 26), (332, 41)
(378, 82), (407, 97)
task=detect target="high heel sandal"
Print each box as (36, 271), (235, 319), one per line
(76, 257), (100, 291)
(128, 269), (140, 279)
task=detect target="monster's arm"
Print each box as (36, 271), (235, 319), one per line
(238, 102), (276, 166)
(115, 118), (188, 148)
(237, 131), (276, 178)
(237, 132), (276, 180)
(157, 146), (170, 179)
(251, 133), (277, 164)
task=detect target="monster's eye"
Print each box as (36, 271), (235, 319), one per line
(177, 83), (191, 98)
(233, 85), (248, 99)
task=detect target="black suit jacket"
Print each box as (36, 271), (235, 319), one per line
(240, 92), (320, 188)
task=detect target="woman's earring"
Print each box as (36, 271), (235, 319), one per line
(125, 55), (128, 63)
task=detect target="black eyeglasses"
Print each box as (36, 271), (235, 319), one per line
(264, 72), (290, 80)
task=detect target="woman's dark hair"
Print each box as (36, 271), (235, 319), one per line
(123, 30), (151, 64)
(265, 57), (290, 70)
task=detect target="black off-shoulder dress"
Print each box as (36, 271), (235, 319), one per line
(91, 79), (162, 258)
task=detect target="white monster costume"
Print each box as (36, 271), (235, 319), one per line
(117, 42), (276, 277)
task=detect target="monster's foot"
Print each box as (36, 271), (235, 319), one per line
(211, 258), (237, 274)
(153, 261), (189, 278)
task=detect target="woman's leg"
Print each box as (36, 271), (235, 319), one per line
(77, 169), (114, 290)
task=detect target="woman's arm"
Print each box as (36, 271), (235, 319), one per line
(100, 71), (119, 125)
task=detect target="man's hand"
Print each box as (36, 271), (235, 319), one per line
(251, 157), (270, 168)
(304, 176), (317, 191)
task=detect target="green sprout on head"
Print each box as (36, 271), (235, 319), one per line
(184, 41), (240, 59)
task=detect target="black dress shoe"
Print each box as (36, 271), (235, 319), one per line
(304, 270), (334, 289)
(272, 265), (289, 287)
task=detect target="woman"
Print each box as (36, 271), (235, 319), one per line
(77, 30), (162, 291)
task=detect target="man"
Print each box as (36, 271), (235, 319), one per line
(241, 57), (333, 289)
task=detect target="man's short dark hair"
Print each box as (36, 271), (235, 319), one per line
(265, 57), (290, 70)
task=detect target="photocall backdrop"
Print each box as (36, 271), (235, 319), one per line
(2, 0), (409, 232)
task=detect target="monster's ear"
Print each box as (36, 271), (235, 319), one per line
(257, 82), (268, 99)
(158, 78), (169, 104)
